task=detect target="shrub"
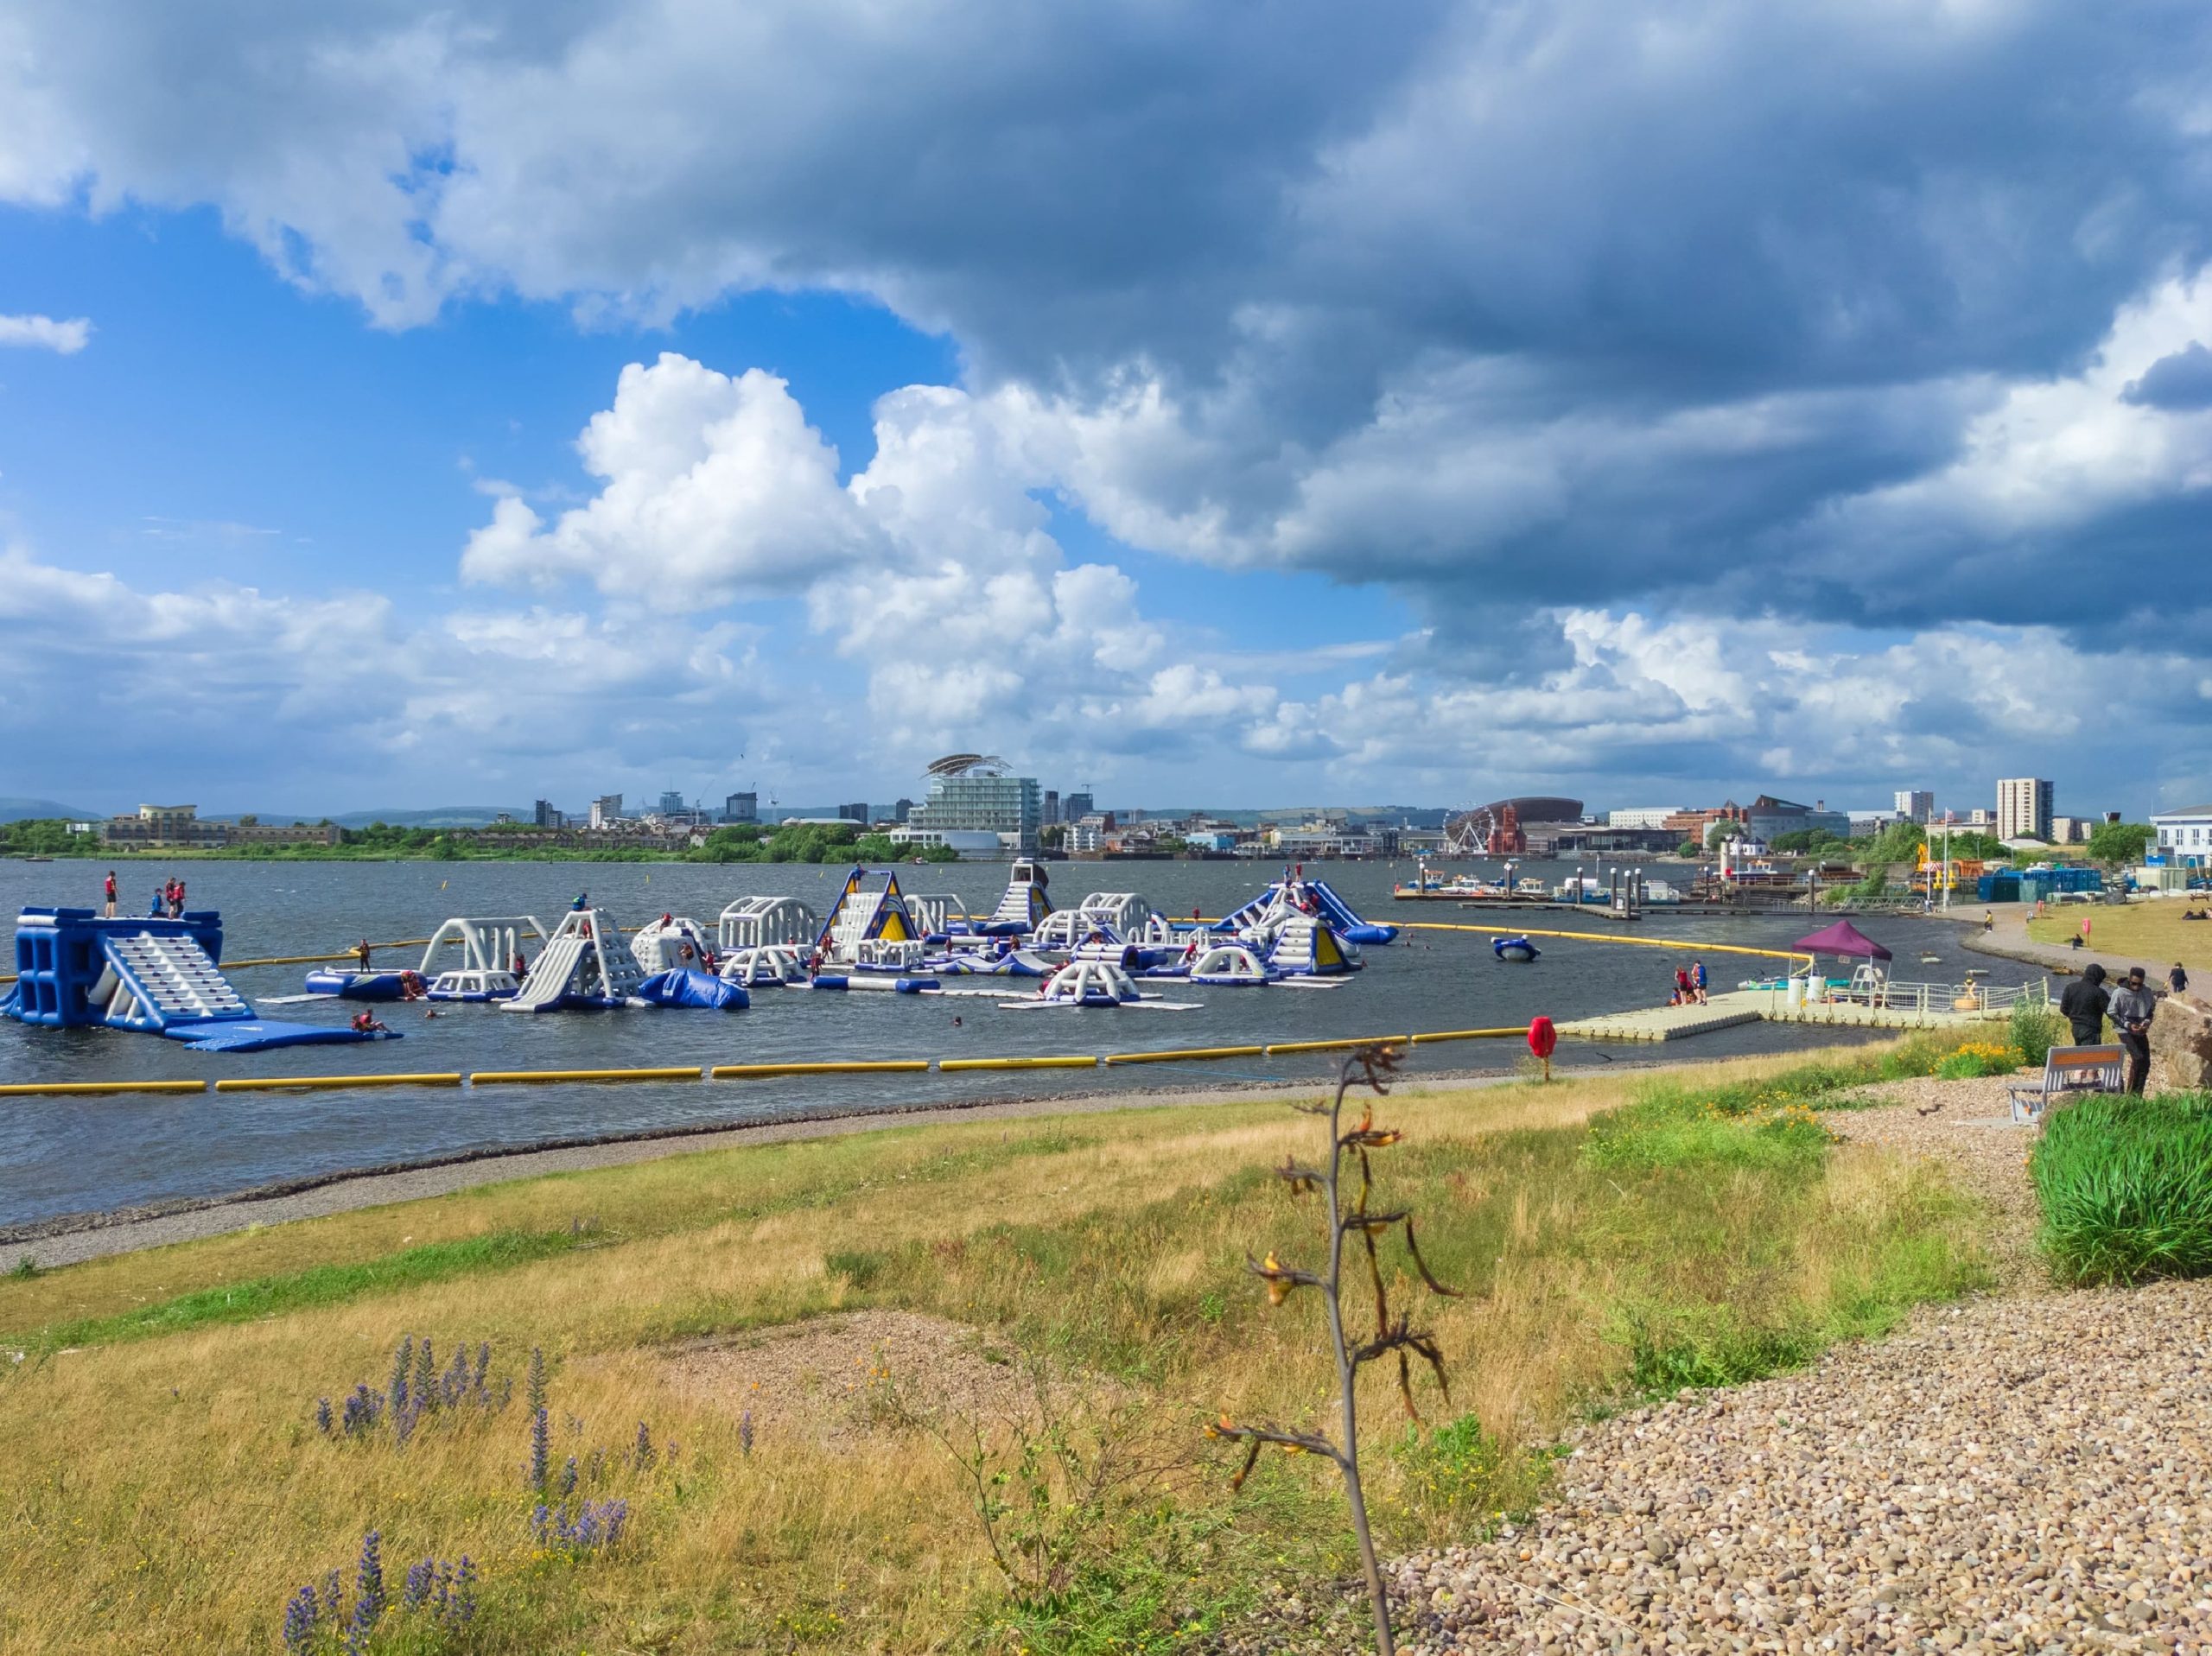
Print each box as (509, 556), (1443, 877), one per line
(2009, 998), (2063, 1069)
(2033, 1094), (2212, 1285)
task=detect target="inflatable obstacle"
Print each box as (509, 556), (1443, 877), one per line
(501, 909), (647, 1012)
(816, 867), (923, 965)
(635, 968), (749, 1010)
(982, 857), (1053, 935)
(1219, 870), (1397, 946)
(9, 907), (393, 1052)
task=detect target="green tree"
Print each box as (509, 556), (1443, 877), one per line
(1704, 820), (1743, 851)
(2087, 821), (2155, 866)
(1675, 840), (1700, 859)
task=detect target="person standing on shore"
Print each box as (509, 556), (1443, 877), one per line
(2109, 968), (2158, 1094)
(2058, 963), (2109, 1046)
(2171, 961), (2190, 996)
(101, 870), (117, 918)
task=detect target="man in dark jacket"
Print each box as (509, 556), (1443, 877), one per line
(2109, 968), (2158, 1094)
(2058, 963), (2110, 1045)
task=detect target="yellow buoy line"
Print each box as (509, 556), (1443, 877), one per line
(0, 1024), (1540, 1099)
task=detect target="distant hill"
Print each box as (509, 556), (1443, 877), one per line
(0, 797), (106, 823)
(323, 807), (532, 829)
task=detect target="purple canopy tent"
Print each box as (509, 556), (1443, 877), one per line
(1792, 919), (1892, 961)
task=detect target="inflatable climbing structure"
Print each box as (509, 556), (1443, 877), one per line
(7, 907), (393, 1051)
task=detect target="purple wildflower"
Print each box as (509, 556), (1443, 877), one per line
(414, 1336), (435, 1415)
(394, 1393), (421, 1450)
(529, 1405), (550, 1491)
(354, 1529), (385, 1623)
(472, 1341), (491, 1399)
(558, 1455), (577, 1497)
(632, 1421), (654, 1469)
(281, 1584), (318, 1651)
(315, 1397), (333, 1436)
(321, 1570), (341, 1621)
(740, 1408), (754, 1456)
(403, 1558), (434, 1608)
(526, 1346), (545, 1416)
(453, 1557), (476, 1624)
(388, 1336), (413, 1417)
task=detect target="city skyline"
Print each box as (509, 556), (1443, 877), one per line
(5, 7), (2212, 813)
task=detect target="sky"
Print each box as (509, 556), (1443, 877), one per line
(3, 1), (2211, 820)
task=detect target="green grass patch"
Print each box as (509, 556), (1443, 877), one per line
(6, 1228), (595, 1353)
(2033, 1092), (2212, 1285)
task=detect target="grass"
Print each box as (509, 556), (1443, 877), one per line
(0, 1045), (1993, 1654)
(2032, 1092), (2212, 1285)
(2025, 900), (2212, 974)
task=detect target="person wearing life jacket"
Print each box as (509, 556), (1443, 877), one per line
(398, 970), (426, 1000)
(350, 1010), (389, 1035)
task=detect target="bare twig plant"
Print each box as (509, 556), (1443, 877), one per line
(1210, 1043), (1459, 1656)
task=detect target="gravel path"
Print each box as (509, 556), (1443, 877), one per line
(1325, 1074), (2212, 1653)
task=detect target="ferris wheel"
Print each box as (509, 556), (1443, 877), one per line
(1441, 805), (1489, 859)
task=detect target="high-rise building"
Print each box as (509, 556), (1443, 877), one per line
(532, 798), (562, 828)
(838, 802), (871, 825)
(1893, 790), (1935, 824)
(1062, 790), (1094, 823)
(1043, 790), (1059, 825)
(723, 791), (758, 823)
(1996, 777), (2054, 842)
(893, 797), (913, 824)
(588, 794), (624, 829)
(658, 789), (686, 815)
(905, 760), (1042, 850)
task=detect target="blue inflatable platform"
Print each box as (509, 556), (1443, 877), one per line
(10, 906), (395, 1052)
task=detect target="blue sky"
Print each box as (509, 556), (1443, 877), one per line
(3, 1), (2211, 819)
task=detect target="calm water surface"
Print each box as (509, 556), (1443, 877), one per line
(0, 859), (2042, 1228)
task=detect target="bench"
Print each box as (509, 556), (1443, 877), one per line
(2006, 1044), (2124, 1125)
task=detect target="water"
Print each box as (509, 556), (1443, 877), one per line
(0, 859), (2040, 1228)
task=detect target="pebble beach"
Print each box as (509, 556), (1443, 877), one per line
(1247, 1075), (2212, 1654)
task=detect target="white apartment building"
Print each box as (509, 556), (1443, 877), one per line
(1605, 807), (1684, 829)
(1893, 790), (1934, 824)
(1995, 779), (2053, 841)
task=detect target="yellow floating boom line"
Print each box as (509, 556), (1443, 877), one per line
(0, 1078), (207, 1097)
(938, 1056), (1100, 1072)
(468, 1065), (703, 1086)
(1102, 1044), (1268, 1065)
(711, 1060), (931, 1078)
(213, 1073), (465, 1092)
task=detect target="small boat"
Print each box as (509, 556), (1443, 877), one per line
(1492, 936), (1541, 963)
(1917, 951), (1942, 965)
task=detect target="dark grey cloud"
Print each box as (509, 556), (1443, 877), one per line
(10, 0), (2212, 713)
(2123, 341), (2212, 409)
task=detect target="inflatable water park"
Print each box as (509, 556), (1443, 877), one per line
(3, 863), (1401, 1055)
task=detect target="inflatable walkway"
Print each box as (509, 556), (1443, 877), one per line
(9, 907), (393, 1052)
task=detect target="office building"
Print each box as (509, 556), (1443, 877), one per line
(893, 797), (913, 824)
(1893, 790), (1935, 824)
(2154, 804), (2212, 867)
(1061, 790), (1094, 823)
(657, 789), (686, 815)
(900, 759), (1042, 852)
(1043, 790), (1058, 825)
(1605, 806), (1683, 830)
(723, 791), (758, 824)
(1743, 796), (1853, 842)
(1996, 777), (2054, 842)
(838, 802), (870, 825)
(532, 799), (562, 829)
(588, 794), (624, 830)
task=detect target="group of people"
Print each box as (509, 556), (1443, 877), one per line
(2057, 962), (2177, 1094)
(1667, 960), (1709, 1006)
(99, 870), (188, 919)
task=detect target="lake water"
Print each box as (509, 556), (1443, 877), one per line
(0, 858), (2041, 1229)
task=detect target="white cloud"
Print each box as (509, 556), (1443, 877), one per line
(461, 354), (874, 603)
(0, 313), (92, 352)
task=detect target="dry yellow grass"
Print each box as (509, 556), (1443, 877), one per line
(0, 1051), (1987, 1654)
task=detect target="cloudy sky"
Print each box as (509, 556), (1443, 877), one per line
(3, 0), (2209, 816)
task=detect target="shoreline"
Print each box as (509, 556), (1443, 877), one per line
(8, 1053), (1710, 1271)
